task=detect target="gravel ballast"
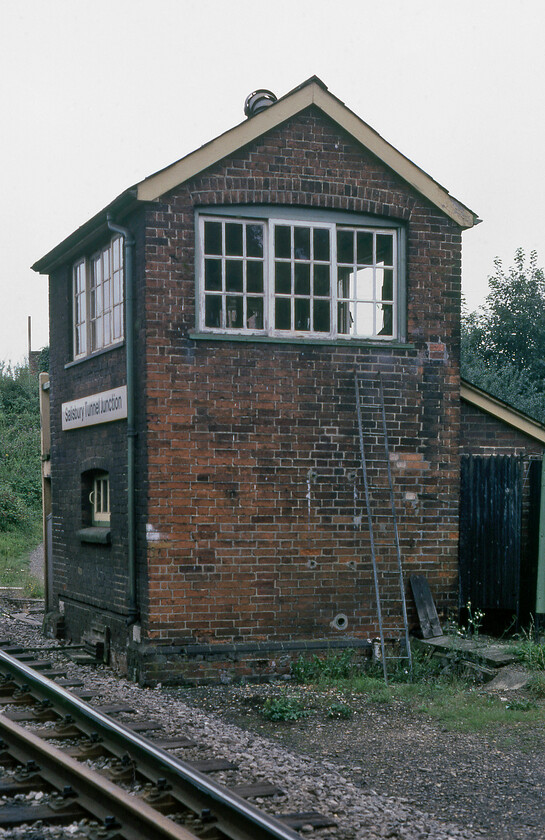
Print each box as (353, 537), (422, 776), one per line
(0, 602), (543, 839)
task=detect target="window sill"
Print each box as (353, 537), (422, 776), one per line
(65, 341), (124, 370)
(188, 332), (414, 350)
(78, 527), (111, 545)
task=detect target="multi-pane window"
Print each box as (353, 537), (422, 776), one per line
(199, 215), (399, 340)
(90, 473), (110, 526)
(73, 237), (124, 358)
(202, 219), (265, 331)
(337, 228), (395, 337)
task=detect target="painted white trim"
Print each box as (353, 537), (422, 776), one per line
(137, 81), (476, 229)
(461, 380), (545, 445)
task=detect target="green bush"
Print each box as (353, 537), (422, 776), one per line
(0, 487), (27, 531)
(0, 362), (42, 526)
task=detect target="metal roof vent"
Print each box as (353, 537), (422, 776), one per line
(244, 89), (277, 118)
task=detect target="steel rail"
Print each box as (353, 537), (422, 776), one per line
(0, 650), (300, 840)
(0, 714), (196, 840)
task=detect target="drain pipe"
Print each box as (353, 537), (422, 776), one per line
(107, 214), (138, 625)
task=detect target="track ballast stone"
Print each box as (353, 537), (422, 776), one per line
(0, 602), (495, 839)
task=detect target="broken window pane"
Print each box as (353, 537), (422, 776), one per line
(355, 267), (373, 300)
(379, 269), (394, 301)
(355, 302), (374, 336)
(377, 304), (393, 336)
(377, 234), (393, 266)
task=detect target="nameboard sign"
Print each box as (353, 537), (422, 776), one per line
(62, 386), (127, 431)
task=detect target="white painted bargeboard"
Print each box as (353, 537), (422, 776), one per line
(62, 386), (127, 430)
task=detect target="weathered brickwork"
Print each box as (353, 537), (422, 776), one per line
(139, 109), (462, 658)
(460, 401), (545, 458)
(460, 398), (545, 625)
(47, 106), (464, 683)
(48, 209), (149, 659)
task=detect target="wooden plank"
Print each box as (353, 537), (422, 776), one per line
(231, 782), (284, 798)
(0, 778), (51, 794)
(95, 704), (136, 715)
(409, 575), (442, 638)
(279, 811), (336, 829)
(5, 708), (59, 722)
(0, 802), (85, 827)
(150, 737), (197, 749)
(188, 759), (238, 773)
(122, 719), (164, 732)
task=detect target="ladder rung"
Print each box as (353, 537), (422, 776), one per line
(355, 371), (413, 683)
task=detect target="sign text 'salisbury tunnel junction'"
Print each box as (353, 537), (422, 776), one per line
(62, 386), (127, 430)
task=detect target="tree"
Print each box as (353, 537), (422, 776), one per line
(461, 249), (545, 423)
(0, 363), (41, 530)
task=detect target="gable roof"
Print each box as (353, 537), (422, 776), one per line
(461, 379), (545, 446)
(33, 76), (478, 274)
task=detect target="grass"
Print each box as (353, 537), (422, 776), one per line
(0, 511), (43, 597)
(509, 624), (545, 671)
(273, 646), (545, 733)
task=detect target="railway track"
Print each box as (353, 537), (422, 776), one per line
(0, 642), (336, 839)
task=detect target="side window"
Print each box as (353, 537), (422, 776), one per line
(81, 470), (110, 529)
(90, 473), (110, 526)
(72, 237), (124, 359)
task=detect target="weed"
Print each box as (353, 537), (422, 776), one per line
(326, 702), (352, 720)
(459, 600), (485, 639)
(527, 673), (545, 699)
(290, 649), (358, 684)
(510, 621), (545, 671)
(261, 695), (310, 722)
(505, 699), (537, 712)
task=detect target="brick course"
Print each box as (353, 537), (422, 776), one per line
(48, 107), (464, 683)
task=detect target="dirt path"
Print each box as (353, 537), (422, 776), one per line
(170, 684), (545, 840)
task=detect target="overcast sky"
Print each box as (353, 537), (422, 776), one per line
(1, 0), (544, 363)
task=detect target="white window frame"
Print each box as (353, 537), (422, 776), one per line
(72, 236), (124, 359)
(90, 473), (110, 526)
(197, 211), (402, 341)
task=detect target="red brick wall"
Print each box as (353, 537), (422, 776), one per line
(138, 107), (463, 646)
(460, 400), (545, 457)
